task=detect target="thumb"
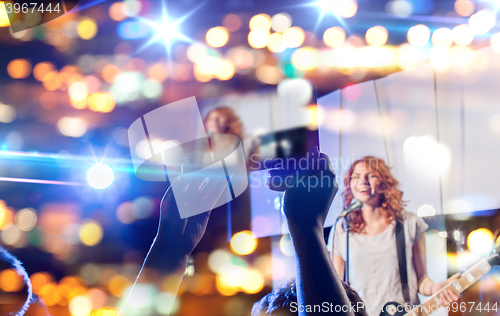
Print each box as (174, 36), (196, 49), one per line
(448, 273), (460, 282)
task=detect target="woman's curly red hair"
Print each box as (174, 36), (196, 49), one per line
(343, 156), (405, 234)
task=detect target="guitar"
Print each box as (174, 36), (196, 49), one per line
(380, 244), (500, 316)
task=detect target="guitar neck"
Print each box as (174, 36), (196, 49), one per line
(404, 258), (492, 316)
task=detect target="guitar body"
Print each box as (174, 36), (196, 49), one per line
(380, 302), (408, 316)
(379, 245), (500, 316)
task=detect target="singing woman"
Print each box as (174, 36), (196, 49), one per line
(328, 156), (459, 316)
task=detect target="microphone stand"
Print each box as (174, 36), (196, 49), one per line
(345, 214), (351, 286)
(332, 199), (361, 286)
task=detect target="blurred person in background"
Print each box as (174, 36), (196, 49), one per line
(203, 106), (260, 165)
(328, 156), (460, 316)
(203, 106), (259, 234)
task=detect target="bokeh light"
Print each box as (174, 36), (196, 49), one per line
(30, 272), (54, 295)
(268, 33), (287, 53)
(147, 63), (169, 82)
(0, 201), (14, 230)
(119, 284), (157, 312)
(468, 10), (495, 35)
(155, 292), (179, 315)
(69, 295), (92, 316)
(101, 64), (121, 83)
(78, 18), (98, 40)
(467, 228), (493, 255)
(0, 102), (17, 123)
(403, 135), (451, 178)
(42, 71), (62, 91)
(15, 208), (37, 231)
(79, 221), (104, 246)
(365, 26), (388, 47)
(215, 60), (235, 80)
(142, 79), (163, 99)
(491, 33), (500, 53)
(69, 82), (89, 103)
(116, 202), (138, 224)
(279, 235), (294, 256)
(291, 47), (318, 71)
(88, 92), (116, 112)
(453, 24), (474, 46)
(230, 231), (257, 255)
(130, 196), (156, 220)
(39, 282), (61, 306)
(208, 249), (232, 273)
(386, 0), (413, 17)
(23, 10), (41, 27)
(455, 0), (474, 17)
(57, 117), (87, 138)
(7, 59), (32, 79)
(407, 24), (430, 47)
(307, 104), (325, 128)
(241, 269), (265, 294)
(109, 2), (127, 21)
(223, 13), (242, 32)
(431, 27), (453, 49)
(94, 308), (118, 316)
(0, 1), (10, 27)
(206, 26), (229, 48)
(417, 204), (436, 217)
(1, 224), (27, 247)
(271, 13), (292, 32)
(33, 62), (55, 81)
(283, 26), (305, 48)
(248, 29), (271, 49)
(86, 164), (115, 190)
(256, 65), (283, 85)
(0, 269), (24, 292)
(323, 26), (345, 48)
(249, 14), (271, 31)
(108, 274), (129, 297)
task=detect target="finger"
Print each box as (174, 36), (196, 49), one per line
(442, 290), (456, 304)
(445, 289), (460, 302)
(449, 273), (460, 281)
(439, 293), (448, 306)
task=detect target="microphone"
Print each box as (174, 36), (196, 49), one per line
(336, 198), (363, 220)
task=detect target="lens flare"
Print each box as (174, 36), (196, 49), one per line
(86, 164), (115, 190)
(138, 2), (202, 58)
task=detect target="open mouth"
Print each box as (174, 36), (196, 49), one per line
(358, 188), (370, 194)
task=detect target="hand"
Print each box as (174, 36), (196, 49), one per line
(267, 147), (338, 232)
(159, 176), (212, 257)
(432, 273), (461, 306)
